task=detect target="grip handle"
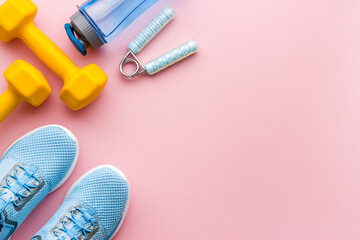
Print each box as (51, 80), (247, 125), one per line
(144, 40), (198, 75)
(128, 7), (175, 55)
(0, 89), (20, 124)
(21, 23), (78, 81)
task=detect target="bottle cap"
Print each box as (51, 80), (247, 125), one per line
(65, 11), (104, 56)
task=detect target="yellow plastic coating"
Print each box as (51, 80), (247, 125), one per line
(0, 60), (51, 124)
(0, 0), (108, 111)
(20, 23), (78, 81)
(0, 89), (20, 123)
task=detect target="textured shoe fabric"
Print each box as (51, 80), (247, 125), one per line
(32, 165), (130, 240)
(0, 125), (79, 240)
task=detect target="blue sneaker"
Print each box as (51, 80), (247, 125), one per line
(31, 165), (130, 240)
(0, 125), (79, 240)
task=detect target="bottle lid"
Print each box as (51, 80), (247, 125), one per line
(65, 11), (104, 56)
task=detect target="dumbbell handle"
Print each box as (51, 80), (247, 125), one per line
(0, 89), (20, 123)
(20, 23), (78, 82)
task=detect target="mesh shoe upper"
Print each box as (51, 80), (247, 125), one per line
(32, 166), (130, 240)
(0, 125), (78, 239)
(3, 125), (78, 190)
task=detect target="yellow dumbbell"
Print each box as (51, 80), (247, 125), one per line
(0, 60), (51, 123)
(0, 0), (107, 110)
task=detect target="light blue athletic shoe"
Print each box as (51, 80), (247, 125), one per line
(0, 125), (79, 240)
(31, 165), (130, 240)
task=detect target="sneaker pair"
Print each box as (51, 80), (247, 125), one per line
(0, 125), (130, 240)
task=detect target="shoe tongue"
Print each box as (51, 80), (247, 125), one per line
(0, 189), (16, 203)
(2, 165), (37, 196)
(0, 165), (26, 210)
(54, 205), (92, 239)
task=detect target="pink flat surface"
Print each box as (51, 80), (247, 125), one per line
(1, 0), (360, 239)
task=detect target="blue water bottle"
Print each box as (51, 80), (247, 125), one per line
(65, 0), (158, 56)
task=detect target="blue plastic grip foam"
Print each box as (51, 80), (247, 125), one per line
(128, 7), (175, 55)
(144, 40), (198, 75)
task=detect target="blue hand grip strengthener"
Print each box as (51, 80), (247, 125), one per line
(120, 8), (199, 78)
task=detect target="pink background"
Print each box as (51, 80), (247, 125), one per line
(1, 0), (360, 239)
